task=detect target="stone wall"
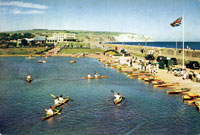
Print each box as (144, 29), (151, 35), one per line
(104, 44), (200, 64)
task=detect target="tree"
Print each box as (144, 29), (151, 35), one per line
(24, 33), (34, 38)
(8, 42), (17, 48)
(21, 39), (29, 46)
(0, 33), (9, 40)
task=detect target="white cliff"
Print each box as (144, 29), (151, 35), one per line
(114, 34), (153, 42)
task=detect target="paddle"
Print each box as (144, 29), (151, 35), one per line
(45, 109), (61, 115)
(51, 94), (73, 102)
(51, 94), (56, 98)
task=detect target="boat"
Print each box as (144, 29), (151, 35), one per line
(127, 71), (149, 75)
(25, 56), (36, 59)
(182, 95), (193, 100)
(144, 76), (156, 82)
(184, 97), (200, 105)
(167, 88), (191, 94)
(138, 75), (154, 80)
(52, 96), (70, 109)
(70, 60), (76, 63)
(154, 82), (179, 88)
(113, 97), (123, 105)
(152, 80), (165, 85)
(41, 106), (62, 120)
(38, 60), (46, 63)
(182, 92), (200, 100)
(82, 76), (108, 79)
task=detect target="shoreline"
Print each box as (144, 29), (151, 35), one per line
(0, 52), (200, 109)
(86, 54), (200, 108)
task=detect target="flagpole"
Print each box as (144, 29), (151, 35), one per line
(176, 30), (177, 51)
(182, 15), (185, 69)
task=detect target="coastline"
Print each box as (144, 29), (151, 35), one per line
(85, 53), (200, 108)
(0, 47), (199, 94)
(0, 52), (200, 110)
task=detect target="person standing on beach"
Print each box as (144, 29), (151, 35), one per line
(182, 69), (187, 80)
(130, 58), (133, 66)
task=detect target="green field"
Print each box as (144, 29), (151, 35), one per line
(0, 47), (49, 55)
(59, 49), (105, 54)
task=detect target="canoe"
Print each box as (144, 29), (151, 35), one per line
(167, 88), (191, 94)
(152, 80), (165, 85)
(70, 60), (76, 63)
(128, 72), (150, 76)
(185, 92), (200, 98)
(82, 76), (108, 79)
(154, 83), (179, 88)
(52, 96), (70, 109)
(138, 75), (154, 80)
(114, 97), (123, 105)
(144, 76), (156, 82)
(41, 106), (62, 120)
(38, 60), (46, 63)
(25, 57), (36, 59)
(182, 95), (193, 100)
(184, 98), (200, 105)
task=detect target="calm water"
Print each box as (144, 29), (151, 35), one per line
(0, 57), (200, 135)
(108, 41), (200, 50)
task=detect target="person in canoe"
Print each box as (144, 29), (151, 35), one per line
(26, 75), (32, 82)
(87, 73), (91, 78)
(46, 106), (54, 115)
(54, 97), (61, 106)
(114, 93), (122, 102)
(94, 72), (100, 77)
(58, 95), (64, 102)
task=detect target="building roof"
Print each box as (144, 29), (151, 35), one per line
(47, 37), (57, 40)
(33, 36), (46, 41)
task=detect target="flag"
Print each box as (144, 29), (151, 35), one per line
(170, 17), (182, 27)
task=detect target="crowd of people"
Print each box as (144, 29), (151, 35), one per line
(172, 68), (200, 83)
(128, 57), (159, 74)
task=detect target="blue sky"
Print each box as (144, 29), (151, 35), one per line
(0, 0), (200, 41)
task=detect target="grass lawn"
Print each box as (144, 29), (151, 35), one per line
(0, 47), (49, 55)
(59, 49), (105, 54)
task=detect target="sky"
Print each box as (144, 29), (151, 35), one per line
(0, 0), (200, 41)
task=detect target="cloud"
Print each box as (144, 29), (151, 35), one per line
(0, 1), (48, 9)
(11, 8), (44, 14)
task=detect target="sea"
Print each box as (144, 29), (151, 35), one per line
(1, 57), (200, 135)
(107, 41), (200, 50)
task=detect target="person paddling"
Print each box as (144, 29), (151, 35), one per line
(87, 73), (91, 78)
(46, 106), (53, 115)
(58, 95), (64, 102)
(114, 93), (121, 101)
(27, 75), (31, 80)
(94, 72), (100, 77)
(54, 97), (61, 106)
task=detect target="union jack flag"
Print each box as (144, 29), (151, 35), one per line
(170, 17), (182, 27)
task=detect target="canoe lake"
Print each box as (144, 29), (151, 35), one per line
(0, 57), (200, 135)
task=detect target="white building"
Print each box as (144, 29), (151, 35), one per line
(46, 33), (76, 45)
